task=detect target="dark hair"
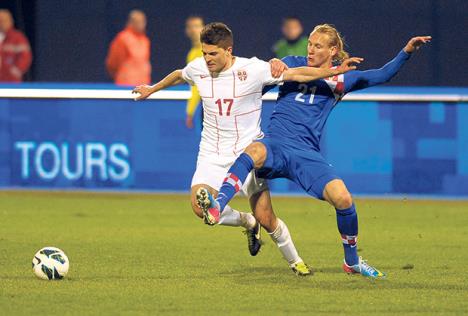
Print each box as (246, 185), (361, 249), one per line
(200, 22), (233, 49)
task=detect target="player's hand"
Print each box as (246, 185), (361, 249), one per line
(269, 58), (288, 78)
(132, 85), (154, 101)
(186, 116), (194, 129)
(337, 57), (364, 73)
(404, 36), (431, 53)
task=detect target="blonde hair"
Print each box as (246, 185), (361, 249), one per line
(311, 24), (349, 62)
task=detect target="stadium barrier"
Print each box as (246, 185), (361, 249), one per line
(1, 84), (467, 197)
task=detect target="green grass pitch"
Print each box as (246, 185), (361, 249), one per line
(1, 191), (467, 315)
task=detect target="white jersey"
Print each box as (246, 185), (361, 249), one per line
(182, 56), (283, 164)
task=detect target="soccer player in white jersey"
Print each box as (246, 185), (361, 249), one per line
(132, 22), (360, 274)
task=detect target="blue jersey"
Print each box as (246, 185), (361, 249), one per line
(267, 49), (411, 151)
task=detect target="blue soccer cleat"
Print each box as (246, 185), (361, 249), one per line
(196, 187), (220, 225)
(343, 256), (386, 279)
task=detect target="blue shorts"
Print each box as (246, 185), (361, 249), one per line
(257, 137), (340, 200)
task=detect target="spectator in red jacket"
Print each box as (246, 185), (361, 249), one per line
(106, 10), (151, 86)
(0, 9), (32, 82)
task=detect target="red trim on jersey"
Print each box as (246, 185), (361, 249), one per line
(214, 114), (220, 155)
(202, 108), (219, 115)
(199, 77), (214, 98)
(234, 111), (239, 155)
(232, 71), (263, 98)
(233, 108), (262, 154)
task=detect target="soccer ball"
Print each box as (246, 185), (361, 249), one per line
(32, 247), (69, 280)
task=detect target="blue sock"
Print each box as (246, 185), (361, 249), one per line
(336, 204), (359, 266)
(216, 153), (254, 212)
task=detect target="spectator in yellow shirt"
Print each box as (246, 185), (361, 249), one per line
(184, 15), (204, 128)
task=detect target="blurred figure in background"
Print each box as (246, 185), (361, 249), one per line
(184, 15), (204, 128)
(106, 9), (151, 86)
(0, 9), (32, 82)
(272, 16), (307, 58)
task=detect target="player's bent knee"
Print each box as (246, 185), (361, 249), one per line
(245, 142), (267, 169)
(334, 192), (353, 210)
(190, 184), (217, 219)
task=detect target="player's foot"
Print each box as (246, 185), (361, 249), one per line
(245, 221), (262, 256)
(342, 256), (386, 279)
(291, 261), (313, 276)
(196, 187), (220, 225)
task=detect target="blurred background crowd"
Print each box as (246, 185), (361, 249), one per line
(0, 0), (468, 86)
(1, 6), (314, 85)
(1, 0), (466, 87)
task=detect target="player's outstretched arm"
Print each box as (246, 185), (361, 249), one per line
(345, 36), (431, 93)
(132, 70), (186, 101)
(283, 57), (363, 82)
(403, 36), (432, 53)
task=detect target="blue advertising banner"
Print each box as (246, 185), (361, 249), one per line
(0, 86), (467, 197)
(0, 98), (200, 190)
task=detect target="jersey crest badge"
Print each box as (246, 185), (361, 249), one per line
(237, 70), (247, 81)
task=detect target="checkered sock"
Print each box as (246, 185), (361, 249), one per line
(336, 204), (359, 266)
(216, 153), (254, 212)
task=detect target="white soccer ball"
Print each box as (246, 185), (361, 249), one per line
(32, 247), (69, 280)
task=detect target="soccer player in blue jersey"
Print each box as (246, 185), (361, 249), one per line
(197, 24), (431, 278)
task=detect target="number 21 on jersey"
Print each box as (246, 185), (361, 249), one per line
(295, 84), (317, 104)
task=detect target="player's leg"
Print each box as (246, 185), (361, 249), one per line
(286, 148), (383, 278)
(248, 189), (277, 232)
(322, 179), (385, 278)
(199, 141), (268, 225)
(285, 149), (358, 265)
(215, 142), (267, 212)
(249, 188), (312, 276)
(191, 158), (256, 229)
(192, 184), (256, 228)
(322, 179), (358, 265)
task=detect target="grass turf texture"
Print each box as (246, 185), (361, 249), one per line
(0, 191), (467, 315)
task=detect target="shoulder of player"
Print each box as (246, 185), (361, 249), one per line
(230, 57), (270, 75)
(234, 56), (265, 67)
(185, 56), (206, 70)
(281, 55), (307, 67)
(183, 57), (209, 81)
